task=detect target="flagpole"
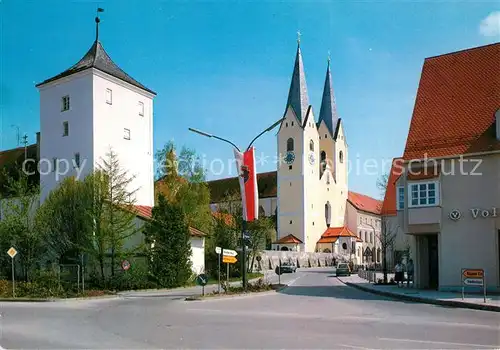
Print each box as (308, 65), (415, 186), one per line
(188, 117), (284, 291)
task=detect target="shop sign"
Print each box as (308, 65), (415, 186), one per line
(449, 207), (497, 221)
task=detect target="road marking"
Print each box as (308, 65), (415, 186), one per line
(378, 337), (498, 348)
(338, 344), (373, 349)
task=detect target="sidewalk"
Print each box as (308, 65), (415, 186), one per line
(338, 275), (500, 312)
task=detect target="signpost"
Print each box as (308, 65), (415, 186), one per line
(196, 273), (208, 296)
(215, 246), (222, 293)
(222, 249), (237, 293)
(7, 247), (17, 298)
(461, 268), (486, 302)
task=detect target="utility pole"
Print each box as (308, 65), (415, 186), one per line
(21, 134), (28, 160)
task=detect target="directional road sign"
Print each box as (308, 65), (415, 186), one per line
(462, 269), (484, 279)
(196, 273), (208, 286)
(463, 278), (484, 286)
(7, 247), (17, 258)
(223, 256), (237, 264)
(215, 246), (222, 254)
(222, 249), (237, 257)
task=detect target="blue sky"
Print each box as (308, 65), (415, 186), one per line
(1, 1), (499, 199)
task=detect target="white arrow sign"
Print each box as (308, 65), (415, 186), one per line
(215, 247), (222, 254)
(222, 249), (237, 257)
(463, 278), (484, 286)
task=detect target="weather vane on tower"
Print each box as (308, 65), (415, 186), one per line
(297, 30), (301, 45)
(95, 7), (104, 41)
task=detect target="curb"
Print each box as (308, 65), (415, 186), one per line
(0, 295), (119, 303)
(185, 284), (288, 301)
(341, 279), (500, 312)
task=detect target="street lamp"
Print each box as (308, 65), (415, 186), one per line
(189, 117), (284, 290)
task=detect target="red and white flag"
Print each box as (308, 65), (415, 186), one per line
(234, 147), (259, 221)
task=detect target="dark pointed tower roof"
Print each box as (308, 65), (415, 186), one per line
(36, 16), (155, 95)
(318, 58), (339, 136)
(285, 42), (310, 123)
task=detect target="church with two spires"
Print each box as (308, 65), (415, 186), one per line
(209, 41), (383, 261)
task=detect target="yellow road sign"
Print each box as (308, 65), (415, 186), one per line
(462, 269), (484, 279)
(223, 256), (237, 264)
(7, 247), (17, 258)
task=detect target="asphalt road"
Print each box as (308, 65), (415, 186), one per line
(0, 268), (499, 349)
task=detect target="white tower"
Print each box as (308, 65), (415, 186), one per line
(36, 14), (156, 206)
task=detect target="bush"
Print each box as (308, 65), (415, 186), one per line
(106, 264), (157, 291)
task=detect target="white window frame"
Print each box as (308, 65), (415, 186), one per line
(61, 95), (70, 111)
(138, 101), (144, 116)
(397, 186), (405, 210)
(124, 128), (131, 140)
(106, 88), (113, 105)
(408, 181), (440, 208)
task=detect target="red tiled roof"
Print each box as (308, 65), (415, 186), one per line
(317, 236), (338, 244)
(132, 205), (205, 237)
(347, 191), (383, 215)
(321, 226), (358, 239)
(403, 43), (500, 160)
(381, 158), (404, 216)
(273, 234), (303, 245)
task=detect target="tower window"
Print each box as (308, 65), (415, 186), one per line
(124, 128), (131, 140)
(291, 121), (294, 126)
(289, 220), (292, 224)
(289, 165), (292, 170)
(74, 153), (80, 168)
(325, 134), (327, 139)
(63, 121), (69, 136)
(287, 138), (294, 152)
(309, 140), (314, 151)
(339, 150), (344, 163)
(138, 101), (144, 116)
(106, 88), (112, 104)
(285, 122), (288, 127)
(321, 151), (326, 162)
(61, 95), (70, 111)
(290, 182), (292, 186)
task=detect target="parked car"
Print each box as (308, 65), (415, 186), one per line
(336, 263), (351, 276)
(279, 262), (297, 273)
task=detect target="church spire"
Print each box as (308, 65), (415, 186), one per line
(285, 34), (309, 123)
(318, 54), (339, 136)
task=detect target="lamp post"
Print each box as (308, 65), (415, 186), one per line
(189, 117), (284, 290)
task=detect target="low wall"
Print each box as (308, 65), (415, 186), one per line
(250, 250), (339, 272)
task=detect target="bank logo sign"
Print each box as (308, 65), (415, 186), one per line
(449, 207), (498, 221)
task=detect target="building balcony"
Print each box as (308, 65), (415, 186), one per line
(408, 206), (441, 225)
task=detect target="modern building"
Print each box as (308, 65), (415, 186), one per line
(381, 43), (500, 291)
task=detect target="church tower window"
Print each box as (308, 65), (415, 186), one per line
(339, 150), (344, 163)
(320, 151), (326, 162)
(309, 140), (314, 151)
(286, 138), (294, 152)
(325, 201), (331, 227)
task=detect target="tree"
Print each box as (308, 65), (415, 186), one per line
(246, 217), (275, 272)
(205, 210), (238, 278)
(155, 141), (212, 233)
(37, 176), (95, 265)
(143, 194), (192, 287)
(0, 169), (46, 281)
(375, 172), (399, 284)
(98, 149), (139, 277)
